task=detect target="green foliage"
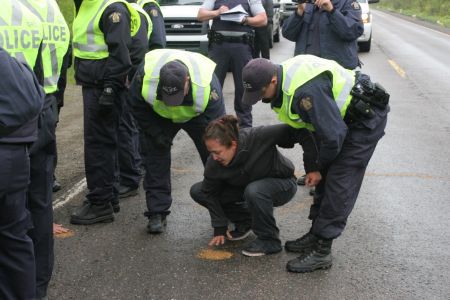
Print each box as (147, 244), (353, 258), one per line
(56, 0), (75, 84)
(375, 0), (450, 27)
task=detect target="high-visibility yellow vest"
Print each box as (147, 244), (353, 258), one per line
(0, 0), (43, 69)
(141, 49), (216, 123)
(131, 2), (152, 40)
(72, 0), (140, 60)
(19, 0), (70, 94)
(274, 55), (355, 131)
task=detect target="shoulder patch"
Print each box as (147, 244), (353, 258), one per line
(351, 2), (361, 10)
(151, 9), (158, 17)
(299, 96), (313, 111)
(210, 89), (219, 101)
(109, 12), (122, 23)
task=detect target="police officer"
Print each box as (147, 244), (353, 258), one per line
(198, 0), (267, 128)
(282, 0), (363, 70)
(253, 0), (273, 59)
(241, 57), (389, 272)
(117, 1), (152, 199)
(70, 0), (140, 224)
(138, 0), (166, 50)
(128, 49), (225, 233)
(0, 48), (44, 299)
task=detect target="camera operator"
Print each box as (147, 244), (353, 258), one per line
(282, 0), (363, 70)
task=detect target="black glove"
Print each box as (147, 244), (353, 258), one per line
(98, 87), (115, 115)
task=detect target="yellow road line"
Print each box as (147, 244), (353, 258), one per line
(388, 59), (406, 78)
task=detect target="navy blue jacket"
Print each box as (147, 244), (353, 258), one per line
(142, 2), (167, 50)
(282, 0), (363, 69)
(0, 48), (44, 143)
(74, 3), (132, 91)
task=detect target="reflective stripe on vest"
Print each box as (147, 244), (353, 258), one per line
(141, 49), (216, 123)
(275, 55), (355, 130)
(19, 0), (70, 93)
(73, 0), (140, 59)
(131, 2), (152, 40)
(0, 0), (42, 69)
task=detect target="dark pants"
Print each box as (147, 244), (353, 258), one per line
(310, 109), (388, 239)
(28, 96), (57, 298)
(253, 25), (271, 59)
(190, 182), (252, 229)
(82, 86), (124, 205)
(209, 42), (253, 128)
(118, 100), (141, 189)
(141, 97), (225, 217)
(0, 144), (36, 300)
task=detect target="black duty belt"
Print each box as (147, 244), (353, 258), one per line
(207, 30), (254, 46)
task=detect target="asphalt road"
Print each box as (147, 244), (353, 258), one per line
(49, 10), (450, 299)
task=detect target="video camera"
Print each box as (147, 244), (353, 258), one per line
(291, 0), (315, 4)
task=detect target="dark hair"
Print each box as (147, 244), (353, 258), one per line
(204, 115), (239, 147)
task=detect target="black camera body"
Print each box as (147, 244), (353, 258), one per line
(292, 0), (315, 3)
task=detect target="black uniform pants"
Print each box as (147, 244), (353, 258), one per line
(141, 97), (225, 217)
(0, 144), (35, 300)
(209, 41), (253, 128)
(28, 95), (58, 298)
(310, 107), (389, 239)
(82, 86), (124, 205)
(253, 25), (271, 59)
(118, 100), (141, 189)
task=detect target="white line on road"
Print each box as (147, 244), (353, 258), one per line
(53, 178), (87, 210)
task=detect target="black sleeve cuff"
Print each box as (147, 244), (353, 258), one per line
(214, 226), (227, 236)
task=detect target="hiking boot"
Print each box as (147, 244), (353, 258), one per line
(286, 239), (333, 273)
(227, 225), (252, 241)
(284, 231), (318, 253)
(119, 185), (139, 199)
(147, 214), (167, 234)
(242, 239), (282, 257)
(70, 201), (114, 225)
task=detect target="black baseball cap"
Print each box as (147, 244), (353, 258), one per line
(242, 58), (276, 106)
(159, 60), (188, 106)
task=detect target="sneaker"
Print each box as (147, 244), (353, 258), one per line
(147, 214), (167, 234)
(227, 227), (252, 241)
(119, 185), (139, 199)
(284, 231), (318, 253)
(70, 201), (114, 225)
(242, 239), (282, 257)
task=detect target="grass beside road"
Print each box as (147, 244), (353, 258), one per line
(375, 2), (450, 28)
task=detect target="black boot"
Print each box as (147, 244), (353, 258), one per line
(70, 201), (114, 225)
(284, 231), (318, 253)
(286, 239), (333, 273)
(147, 214), (167, 234)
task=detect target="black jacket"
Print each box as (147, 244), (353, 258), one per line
(74, 2), (132, 91)
(0, 48), (44, 143)
(200, 124), (318, 231)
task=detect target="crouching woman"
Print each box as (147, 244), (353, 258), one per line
(190, 115), (319, 257)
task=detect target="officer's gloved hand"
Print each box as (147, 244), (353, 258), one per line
(98, 87), (115, 116)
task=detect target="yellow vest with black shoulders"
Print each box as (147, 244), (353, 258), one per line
(72, 0), (140, 60)
(141, 49), (216, 123)
(19, 0), (70, 94)
(274, 55), (355, 131)
(0, 0), (43, 69)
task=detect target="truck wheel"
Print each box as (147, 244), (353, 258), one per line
(358, 35), (372, 52)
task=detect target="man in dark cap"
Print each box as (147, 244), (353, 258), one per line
(241, 56), (389, 273)
(128, 49), (225, 233)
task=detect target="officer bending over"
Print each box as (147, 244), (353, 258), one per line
(128, 49), (225, 233)
(191, 115), (319, 256)
(0, 48), (45, 300)
(241, 57), (389, 272)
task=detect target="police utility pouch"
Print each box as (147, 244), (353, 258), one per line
(349, 73), (390, 120)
